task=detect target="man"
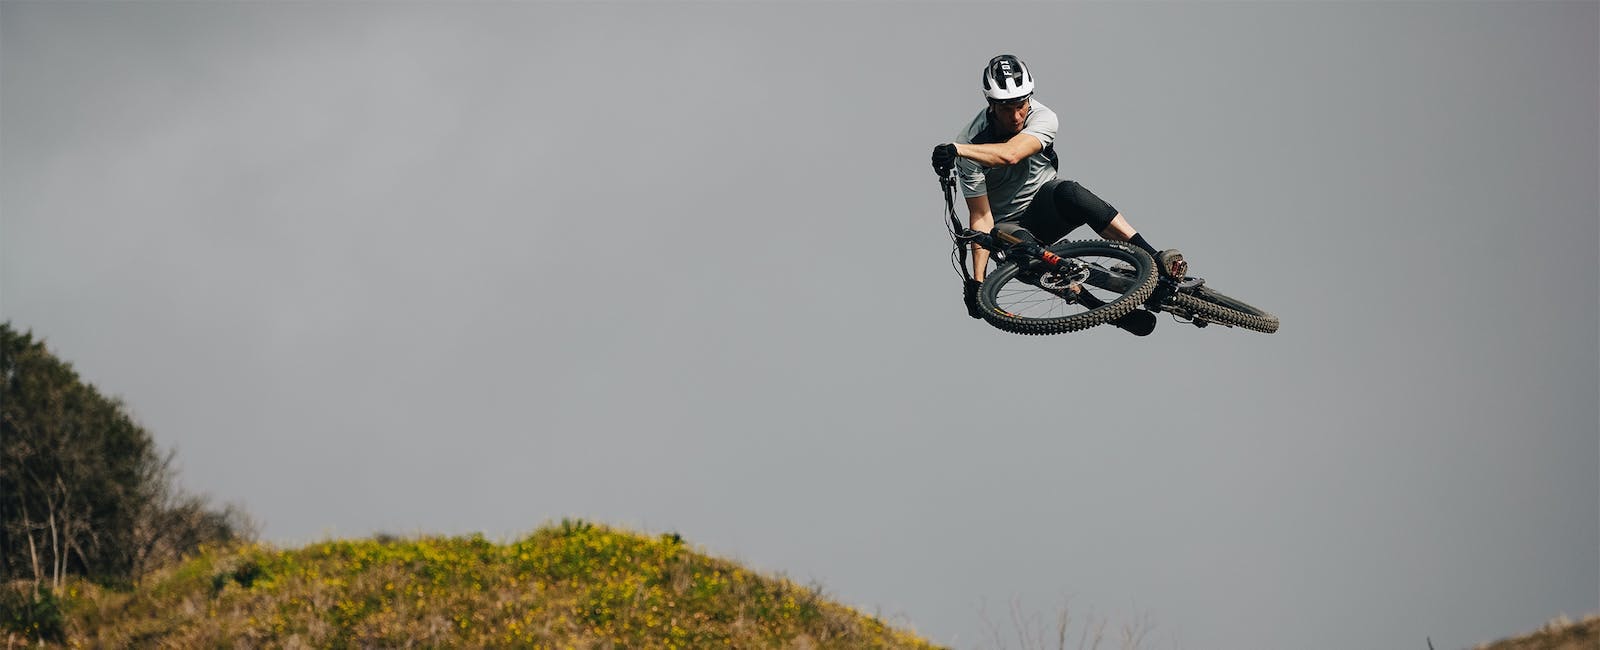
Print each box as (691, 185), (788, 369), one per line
(932, 54), (1185, 335)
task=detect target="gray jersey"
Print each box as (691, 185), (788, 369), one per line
(954, 100), (1059, 223)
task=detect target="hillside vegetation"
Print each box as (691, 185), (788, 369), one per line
(4, 323), (1586, 650)
(1, 323), (250, 589)
(11, 520), (940, 648)
(1476, 613), (1599, 650)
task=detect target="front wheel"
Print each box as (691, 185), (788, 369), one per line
(977, 240), (1158, 335)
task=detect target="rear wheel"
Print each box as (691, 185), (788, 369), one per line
(977, 240), (1158, 335)
(1165, 286), (1279, 333)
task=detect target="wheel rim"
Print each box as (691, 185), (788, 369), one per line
(990, 256), (1133, 319)
(978, 241), (1157, 335)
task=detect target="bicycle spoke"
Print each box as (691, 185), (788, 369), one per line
(977, 241), (1159, 335)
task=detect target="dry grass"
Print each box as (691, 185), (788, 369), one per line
(1474, 613), (1600, 650)
(978, 596), (1155, 650)
(20, 520), (941, 649)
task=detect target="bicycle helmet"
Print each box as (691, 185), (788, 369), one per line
(982, 54), (1033, 103)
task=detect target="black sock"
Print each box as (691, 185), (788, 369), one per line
(1128, 233), (1160, 257)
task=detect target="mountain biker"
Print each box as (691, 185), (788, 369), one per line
(932, 54), (1186, 335)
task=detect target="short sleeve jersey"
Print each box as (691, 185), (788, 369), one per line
(954, 100), (1059, 223)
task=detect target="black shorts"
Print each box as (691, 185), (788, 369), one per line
(994, 179), (1119, 245)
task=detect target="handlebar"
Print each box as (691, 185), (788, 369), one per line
(941, 166), (1066, 279)
(942, 169), (1060, 281)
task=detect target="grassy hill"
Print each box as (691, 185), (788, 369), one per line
(1475, 613), (1600, 650)
(12, 516), (1590, 649)
(15, 520), (941, 648)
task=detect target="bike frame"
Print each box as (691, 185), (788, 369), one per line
(938, 168), (1278, 333)
(942, 170), (1197, 316)
(943, 171), (1131, 306)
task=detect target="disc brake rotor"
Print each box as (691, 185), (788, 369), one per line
(1035, 262), (1090, 292)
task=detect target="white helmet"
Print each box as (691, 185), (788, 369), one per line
(981, 54), (1034, 103)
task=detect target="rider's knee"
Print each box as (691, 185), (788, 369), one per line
(1056, 181), (1116, 233)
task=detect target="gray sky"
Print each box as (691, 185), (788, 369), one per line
(3, 2), (1595, 648)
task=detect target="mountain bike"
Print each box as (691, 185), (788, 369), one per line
(941, 173), (1279, 335)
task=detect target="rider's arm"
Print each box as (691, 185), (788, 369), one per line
(965, 194), (995, 282)
(955, 132), (1043, 168)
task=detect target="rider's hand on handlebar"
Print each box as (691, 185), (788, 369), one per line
(931, 143), (957, 176)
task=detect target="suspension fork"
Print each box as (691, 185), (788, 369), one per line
(972, 229), (1098, 304)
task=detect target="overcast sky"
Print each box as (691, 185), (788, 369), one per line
(3, 2), (1595, 649)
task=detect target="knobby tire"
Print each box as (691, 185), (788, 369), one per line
(977, 240), (1158, 335)
(1166, 286), (1280, 333)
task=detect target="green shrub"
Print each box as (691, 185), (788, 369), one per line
(0, 584), (66, 643)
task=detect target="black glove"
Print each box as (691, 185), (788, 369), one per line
(931, 143), (957, 176)
(963, 278), (983, 319)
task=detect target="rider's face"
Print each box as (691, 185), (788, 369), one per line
(989, 98), (1030, 136)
